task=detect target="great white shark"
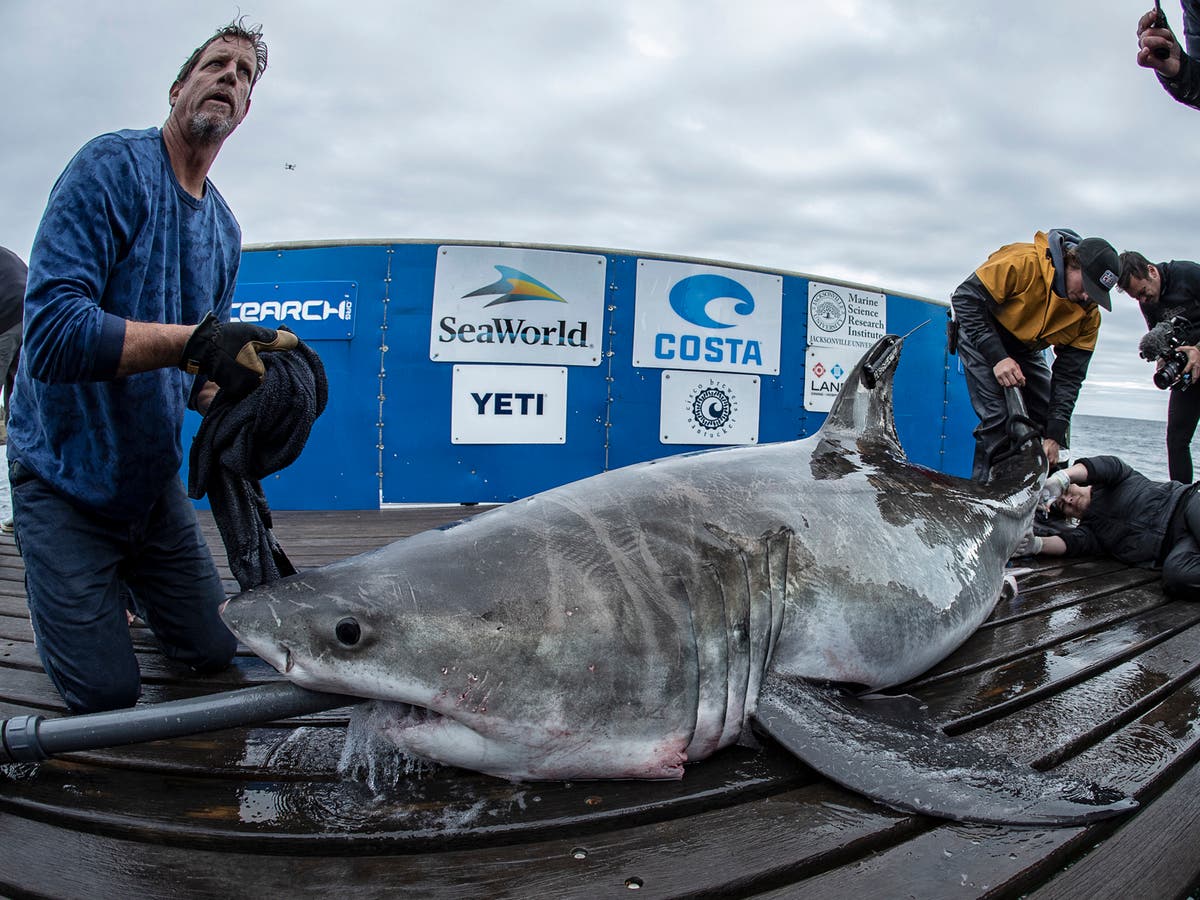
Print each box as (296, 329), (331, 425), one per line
(221, 334), (1135, 825)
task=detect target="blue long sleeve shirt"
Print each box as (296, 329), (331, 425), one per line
(8, 127), (241, 519)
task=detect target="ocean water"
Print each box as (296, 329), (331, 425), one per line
(1067, 414), (1174, 482)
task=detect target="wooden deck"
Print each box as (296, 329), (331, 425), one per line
(2, 507), (1200, 899)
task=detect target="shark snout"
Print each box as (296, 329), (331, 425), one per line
(219, 598), (296, 675)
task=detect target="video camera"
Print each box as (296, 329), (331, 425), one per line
(1139, 315), (1195, 390)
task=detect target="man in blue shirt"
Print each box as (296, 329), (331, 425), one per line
(8, 19), (296, 714)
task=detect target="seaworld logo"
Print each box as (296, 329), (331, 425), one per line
(233, 298), (353, 324)
(438, 317), (589, 347)
(656, 273), (763, 367)
(464, 266), (570, 308)
(440, 264), (590, 349)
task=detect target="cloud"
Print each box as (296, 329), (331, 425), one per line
(3, 0), (1198, 424)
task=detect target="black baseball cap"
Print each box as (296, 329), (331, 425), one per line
(1077, 237), (1119, 310)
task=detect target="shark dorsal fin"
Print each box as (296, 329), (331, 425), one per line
(815, 335), (904, 458)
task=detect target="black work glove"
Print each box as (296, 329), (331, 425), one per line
(180, 311), (299, 400)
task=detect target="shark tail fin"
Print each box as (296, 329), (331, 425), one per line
(751, 674), (1137, 826)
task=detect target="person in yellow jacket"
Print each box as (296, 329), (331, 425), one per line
(950, 228), (1118, 481)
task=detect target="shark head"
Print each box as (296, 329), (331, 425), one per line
(221, 552), (539, 778)
(220, 532), (695, 782)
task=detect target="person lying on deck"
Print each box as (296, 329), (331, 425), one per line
(1014, 455), (1200, 600)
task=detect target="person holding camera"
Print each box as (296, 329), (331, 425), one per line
(1014, 456), (1200, 601)
(950, 229), (1119, 482)
(1136, 2), (1200, 109)
(1117, 251), (1200, 482)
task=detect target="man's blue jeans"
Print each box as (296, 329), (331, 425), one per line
(10, 459), (236, 713)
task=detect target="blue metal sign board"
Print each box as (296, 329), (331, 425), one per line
(180, 241), (972, 511)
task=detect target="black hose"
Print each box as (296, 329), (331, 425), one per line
(0, 682), (357, 763)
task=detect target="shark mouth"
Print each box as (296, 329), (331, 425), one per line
(337, 701), (451, 793)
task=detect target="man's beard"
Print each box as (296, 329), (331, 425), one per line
(187, 110), (238, 145)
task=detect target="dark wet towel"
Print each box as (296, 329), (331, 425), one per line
(188, 338), (328, 590)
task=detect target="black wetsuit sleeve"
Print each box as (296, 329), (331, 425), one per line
(1045, 345), (1093, 447)
(1077, 455), (1131, 485)
(1160, 52), (1200, 110)
(950, 274), (1008, 366)
(1061, 523), (1103, 558)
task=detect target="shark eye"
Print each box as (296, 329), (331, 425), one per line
(335, 617), (362, 646)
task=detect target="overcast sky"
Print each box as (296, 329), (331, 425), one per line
(3, 0), (1197, 420)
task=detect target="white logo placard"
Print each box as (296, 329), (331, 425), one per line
(431, 246), (606, 366)
(804, 346), (866, 412)
(451, 365), (568, 444)
(660, 371), (761, 445)
(633, 260), (782, 375)
(807, 282), (886, 349)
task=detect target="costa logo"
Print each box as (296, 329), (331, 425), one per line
(669, 274), (756, 329)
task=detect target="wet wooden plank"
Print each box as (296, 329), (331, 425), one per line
(905, 580), (1170, 689)
(0, 666), (69, 710)
(0, 596), (33, 618)
(0, 638), (281, 684)
(0, 617), (34, 642)
(929, 603), (1200, 733)
(988, 568), (1161, 628)
(0, 744), (809, 850)
(1025, 748), (1200, 899)
(755, 663), (1200, 898)
(0, 652), (291, 713)
(1054, 667), (1200, 795)
(2, 507), (1200, 898)
(0, 665), (289, 713)
(756, 823), (1088, 899)
(0, 783), (920, 900)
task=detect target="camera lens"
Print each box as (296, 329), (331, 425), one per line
(1155, 354), (1186, 389)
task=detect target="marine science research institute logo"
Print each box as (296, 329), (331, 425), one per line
(809, 288), (847, 333)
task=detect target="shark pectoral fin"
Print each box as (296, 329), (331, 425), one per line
(751, 674), (1138, 826)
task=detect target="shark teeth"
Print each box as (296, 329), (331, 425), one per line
(338, 701), (444, 793)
